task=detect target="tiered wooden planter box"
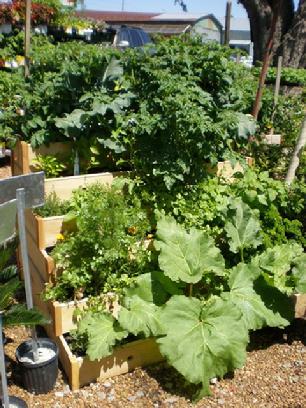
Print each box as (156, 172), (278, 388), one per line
(44, 328), (163, 391)
(12, 141), (72, 176)
(18, 141), (304, 389)
(26, 209), (164, 389)
(12, 141), (125, 199)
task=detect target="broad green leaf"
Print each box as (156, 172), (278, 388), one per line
(55, 109), (89, 138)
(222, 264), (290, 330)
(225, 199), (262, 255)
(254, 276), (295, 322)
(155, 215), (225, 284)
(237, 113), (256, 139)
(77, 312), (128, 361)
(102, 58), (123, 83)
(124, 271), (182, 305)
(157, 296), (248, 396)
(118, 295), (162, 337)
(251, 243), (304, 294)
(97, 138), (126, 154)
(3, 304), (49, 327)
(0, 277), (20, 310)
(292, 253), (306, 293)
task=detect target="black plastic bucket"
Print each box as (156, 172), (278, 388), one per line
(15, 338), (58, 394)
(1, 396), (29, 407)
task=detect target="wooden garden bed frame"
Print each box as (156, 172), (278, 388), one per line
(44, 325), (163, 391)
(12, 141), (126, 200)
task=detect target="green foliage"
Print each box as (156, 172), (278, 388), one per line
(45, 182), (152, 301)
(157, 296), (249, 398)
(0, 70), (26, 146)
(0, 246), (48, 327)
(292, 253), (306, 293)
(72, 206), (305, 398)
(224, 199), (262, 261)
(34, 192), (71, 217)
(155, 214), (225, 283)
(118, 295), (162, 337)
(251, 243), (305, 294)
(253, 90), (305, 179)
(221, 263), (289, 330)
(117, 37), (256, 191)
(163, 168), (305, 250)
(32, 154), (66, 178)
(253, 67), (306, 86)
(76, 312), (128, 361)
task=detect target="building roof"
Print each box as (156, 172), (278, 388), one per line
(76, 10), (159, 22)
(151, 13), (209, 21)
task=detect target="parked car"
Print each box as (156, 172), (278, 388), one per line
(48, 24), (152, 48)
(113, 26), (152, 48)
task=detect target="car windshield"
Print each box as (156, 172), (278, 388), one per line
(117, 27), (151, 47)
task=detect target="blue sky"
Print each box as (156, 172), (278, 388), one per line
(84, 1), (299, 18)
(84, 1), (247, 18)
(85, 0), (245, 17)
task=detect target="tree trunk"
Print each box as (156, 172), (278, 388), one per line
(238, 0), (305, 67)
(281, 0), (306, 67)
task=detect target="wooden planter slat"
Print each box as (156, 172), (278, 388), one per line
(12, 141), (126, 199)
(263, 134), (282, 145)
(293, 294), (306, 319)
(25, 209), (64, 250)
(44, 171), (122, 200)
(52, 299), (88, 337)
(44, 323), (163, 391)
(206, 157), (254, 179)
(12, 141), (72, 176)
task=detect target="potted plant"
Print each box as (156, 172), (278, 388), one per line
(0, 245), (58, 395)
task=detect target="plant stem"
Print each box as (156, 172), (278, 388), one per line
(240, 247), (244, 263)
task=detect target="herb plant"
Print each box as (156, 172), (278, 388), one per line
(45, 182), (152, 301)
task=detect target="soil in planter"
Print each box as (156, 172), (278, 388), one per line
(65, 332), (143, 358)
(18, 347), (56, 365)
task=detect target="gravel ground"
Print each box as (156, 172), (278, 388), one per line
(0, 161), (11, 179)
(3, 321), (306, 408)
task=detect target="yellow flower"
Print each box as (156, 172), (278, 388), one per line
(56, 233), (65, 241)
(128, 226), (138, 235)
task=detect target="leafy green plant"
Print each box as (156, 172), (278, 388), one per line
(114, 37), (257, 191)
(44, 182), (152, 302)
(32, 154), (66, 178)
(0, 246), (48, 327)
(34, 192), (71, 217)
(253, 67), (306, 86)
(72, 201), (304, 399)
(158, 168), (305, 249)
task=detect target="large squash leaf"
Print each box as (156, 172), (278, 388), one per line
(292, 253), (306, 293)
(251, 243), (304, 294)
(77, 312), (128, 361)
(124, 271), (183, 305)
(222, 263), (290, 330)
(225, 199), (262, 256)
(157, 295), (248, 397)
(155, 215), (225, 284)
(118, 295), (162, 337)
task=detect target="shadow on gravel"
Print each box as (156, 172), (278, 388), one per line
(144, 319), (305, 401)
(144, 362), (200, 401)
(247, 318), (306, 352)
